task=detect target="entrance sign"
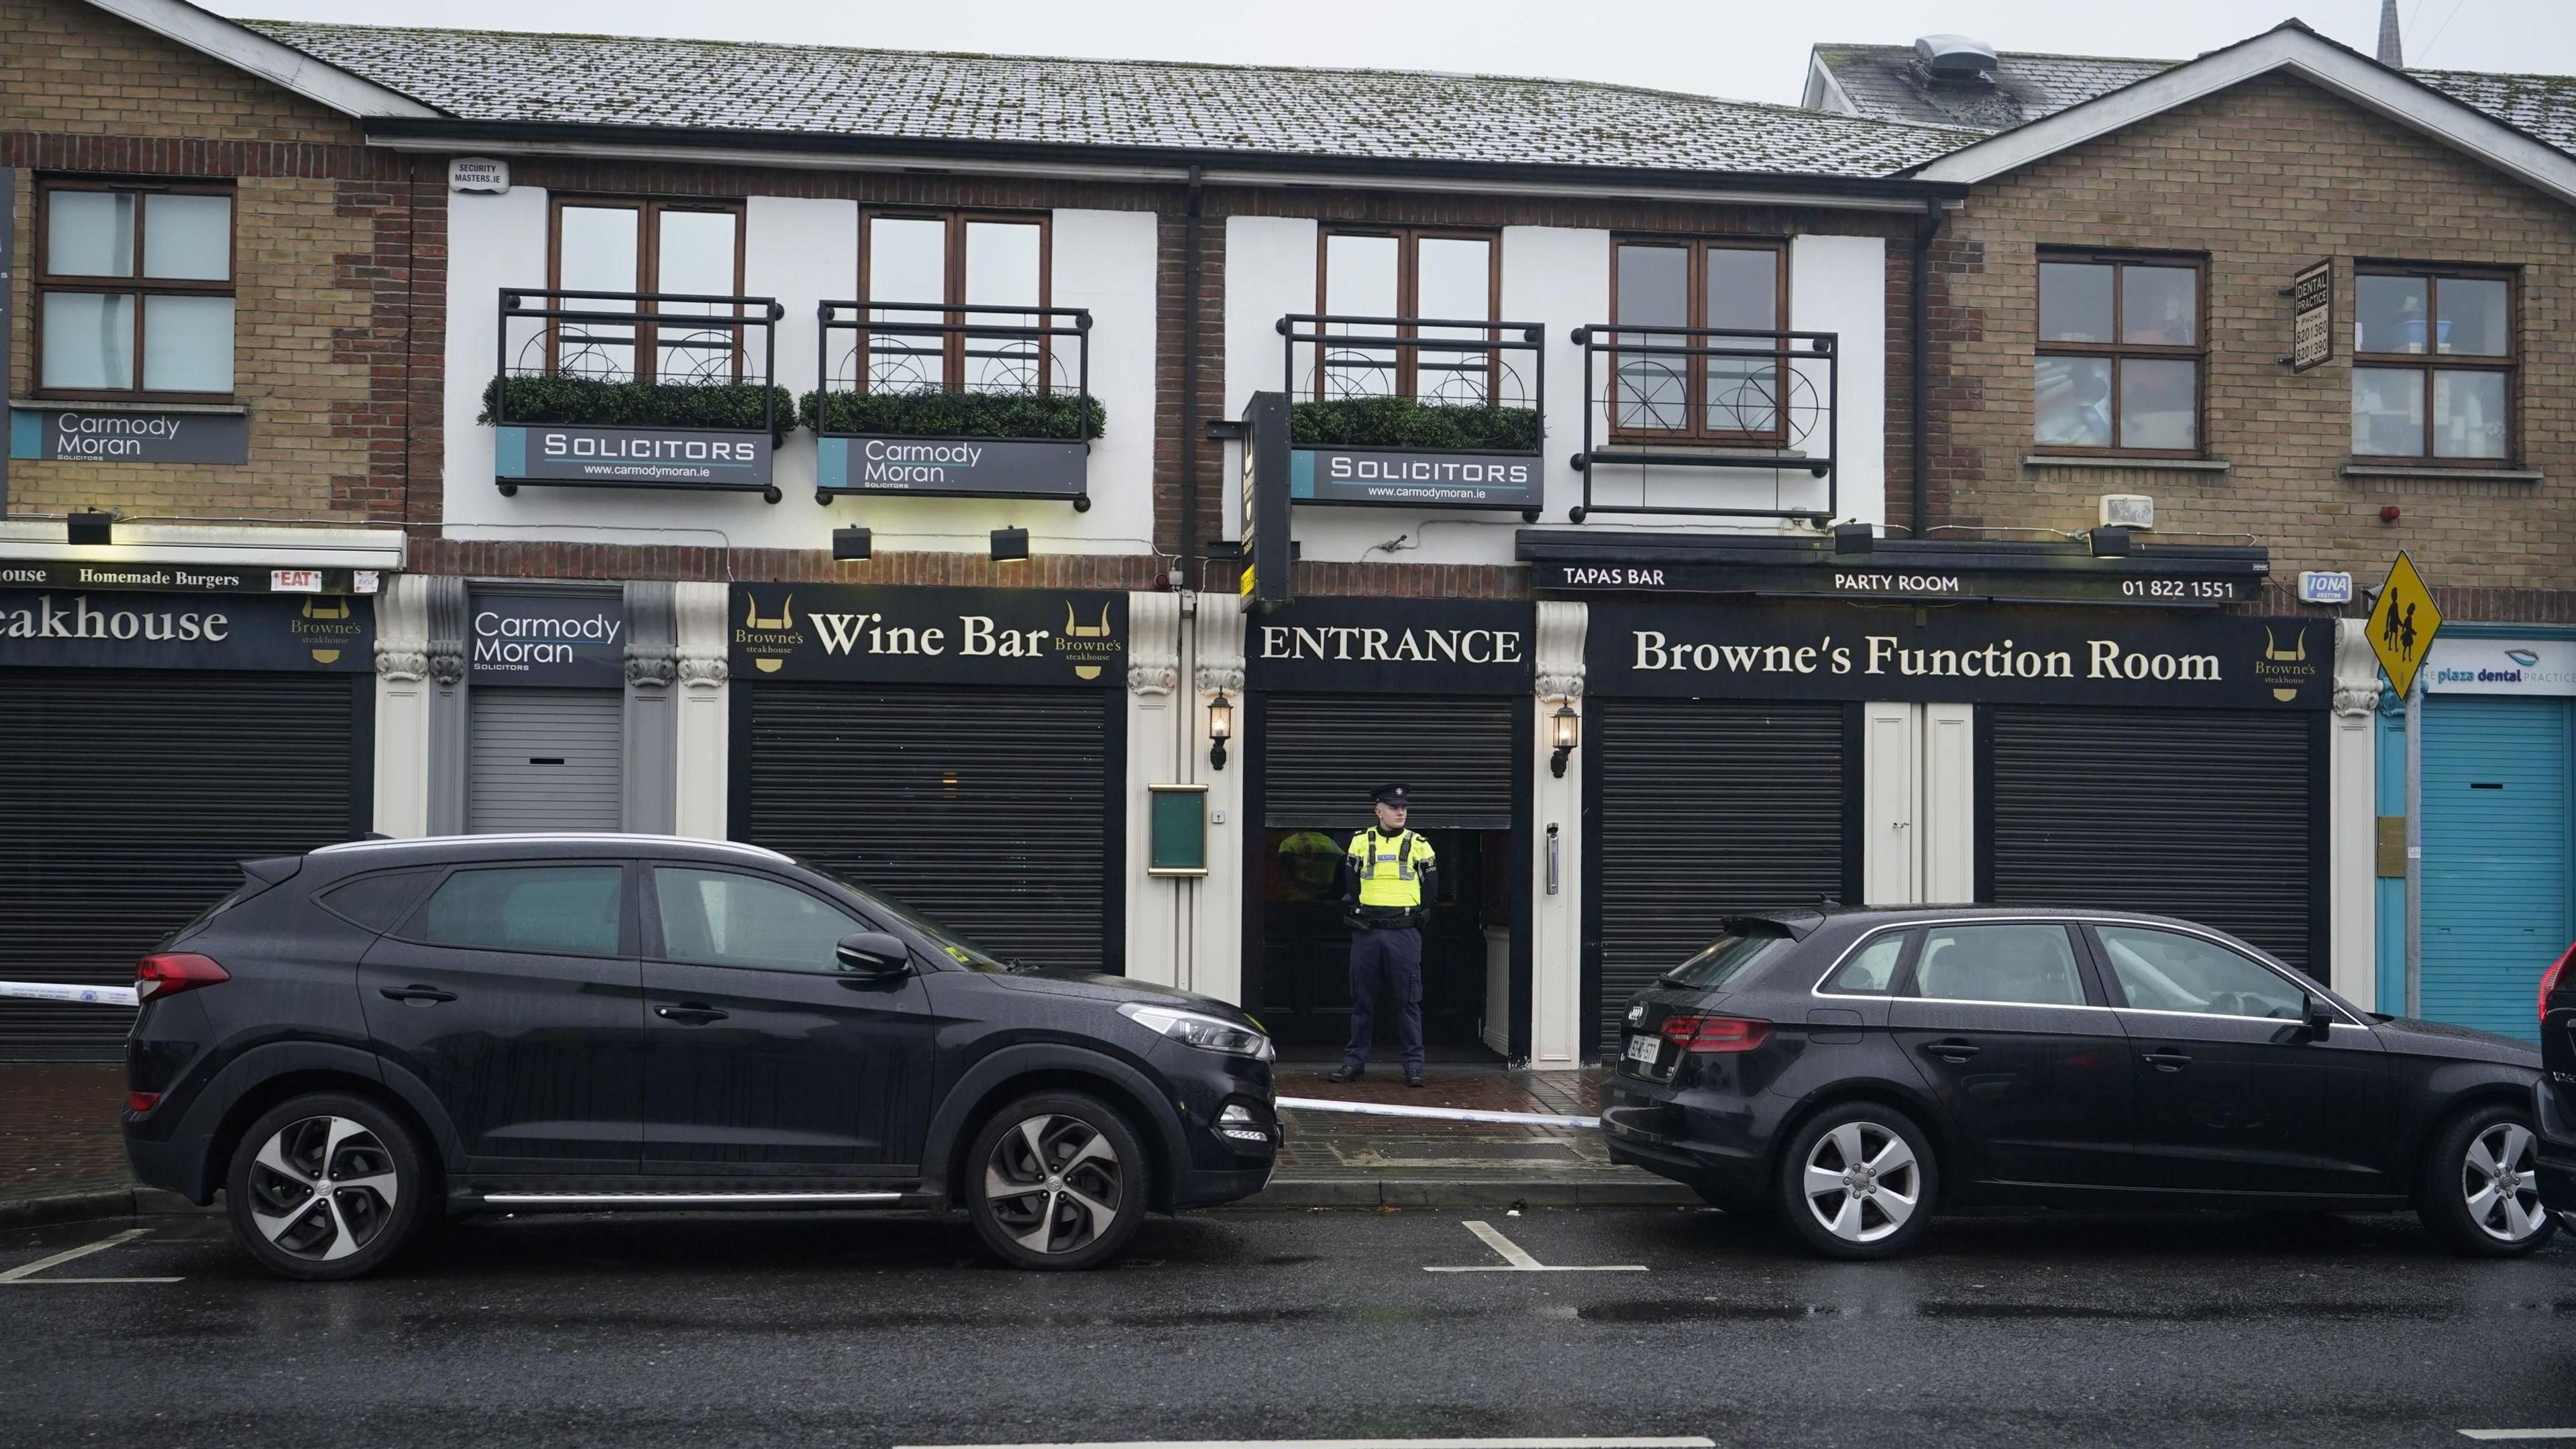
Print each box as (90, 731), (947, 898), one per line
(1289, 447), (1540, 510)
(817, 436), (1086, 502)
(729, 584), (1126, 686)
(470, 590), (625, 688)
(2367, 551), (2442, 698)
(0, 590), (371, 671)
(9, 407), (250, 465)
(1247, 596), (1534, 694)
(2288, 259), (2332, 372)
(1587, 600), (2325, 710)
(1238, 393), (1291, 604)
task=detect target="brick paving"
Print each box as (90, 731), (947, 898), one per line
(0, 1063), (131, 1207)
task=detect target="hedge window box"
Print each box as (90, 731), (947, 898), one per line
(486, 287), (792, 503)
(808, 301), (1098, 508)
(1277, 313), (1548, 517)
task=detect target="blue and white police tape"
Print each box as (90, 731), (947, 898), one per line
(0, 980), (140, 1008)
(1274, 1096), (1597, 1130)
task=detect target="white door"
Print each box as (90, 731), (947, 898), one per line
(1862, 702), (1976, 905)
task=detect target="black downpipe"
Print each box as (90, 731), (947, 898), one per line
(1909, 197), (1945, 543)
(1180, 167), (1205, 589)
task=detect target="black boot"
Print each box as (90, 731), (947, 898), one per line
(1328, 1065), (1365, 1083)
(1405, 1068), (1427, 1088)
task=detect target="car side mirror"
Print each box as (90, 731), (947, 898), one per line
(2304, 992), (2336, 1038)
(835, 931), (910, 975)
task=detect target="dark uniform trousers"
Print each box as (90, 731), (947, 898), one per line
(1344, 924), (1426, 1074)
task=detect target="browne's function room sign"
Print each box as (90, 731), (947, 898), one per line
(1587, 602), (2327, 710)
(1246, 596), (1534, 694)
(730, 584), (1127, 684)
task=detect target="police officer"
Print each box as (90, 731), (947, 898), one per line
(1331, 783), (1437, 1087)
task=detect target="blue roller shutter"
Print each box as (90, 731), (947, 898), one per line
(2421, 696), (2575, 1041)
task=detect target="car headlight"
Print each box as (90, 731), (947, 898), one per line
(1119, 1003), (1276, 1061)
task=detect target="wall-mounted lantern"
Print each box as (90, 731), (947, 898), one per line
(1549, 700), (1580, 778)
(1208, 692), (1235, 771)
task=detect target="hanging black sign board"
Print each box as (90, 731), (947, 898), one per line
(1586, 600), (2327, 710)
(1238, 392), (1292, 606)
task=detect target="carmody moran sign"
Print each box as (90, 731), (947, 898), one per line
(1586, 602), (2326, 709)
(496, 424), (772, 490)
(817, 437), (1086, 502)
(1289, 447), (1540, 510)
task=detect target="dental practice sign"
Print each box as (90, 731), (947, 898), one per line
(470, 591), (625, 688)
(817, 435), (1086, 502)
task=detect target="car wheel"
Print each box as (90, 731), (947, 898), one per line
(1774, 1103), (1938, 1260)
(965, 1091), (1148, 1271)
(224, 1093), (429, 1281)
(2417, 1102), (2559, 1258)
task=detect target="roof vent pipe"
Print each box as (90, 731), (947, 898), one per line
(1913, 34), (1999, 80)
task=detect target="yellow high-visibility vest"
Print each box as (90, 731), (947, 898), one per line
(1346, 828), (1435, 909)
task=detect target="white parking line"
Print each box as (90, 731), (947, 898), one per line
(1275, 1097), (1598, 1131)
(894, 1440), (1715, 1449)
(1423, 1219), (1648, 1274)
(0, 1228), (182, 1285)
(2461, 1432), (2576, 1441)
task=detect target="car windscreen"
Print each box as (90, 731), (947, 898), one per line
(1660, 924), (1794, 989)
(804, 867), (1018, 973)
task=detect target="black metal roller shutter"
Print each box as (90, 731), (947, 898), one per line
(0, 669), (360, 1059)
(1984, 706), (2317, 974)
(742, 684), (1112, 975)
(1592, 699), (1847, 1055)
(1261, 694), (1517, 829)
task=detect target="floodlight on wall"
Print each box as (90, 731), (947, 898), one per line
(990, 527), (1030, 563)
(67, 508), (116, 547)
(832, 527), (873, 561)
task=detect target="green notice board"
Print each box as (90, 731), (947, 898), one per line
(1148, 784), (1210, 877)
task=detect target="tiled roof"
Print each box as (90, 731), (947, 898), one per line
(239, 20), (1979, 178)
(1811, 42), (2576, 158)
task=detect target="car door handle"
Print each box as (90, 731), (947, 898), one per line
(1921, 1039), (1981, 1063)
(2143, 1050), (2194, 1072)
(378, 985), (455, 1005)
(656, 1004), (729, 1025)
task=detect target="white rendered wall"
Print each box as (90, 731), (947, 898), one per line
(443, 193), (1158, 559)
(2330, 618), (2380, 1009)
(1790, 233), (1887, 533)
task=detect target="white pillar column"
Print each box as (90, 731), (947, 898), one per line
(672, 582), (731, 841)
(370, 573), (433, 839)
(1529, 600), (1587, 1069)
(2330, 618), (2382, 1008)
(1192, 591), (1249, 1006)
(1123, 590), (1183, 987)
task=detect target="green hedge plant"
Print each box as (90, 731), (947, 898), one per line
(799, 389), (1106, 441)
(1289, 396), (1541, 451)
(479, 375), (798, 447)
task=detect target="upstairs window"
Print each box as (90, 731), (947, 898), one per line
(857, 211), (1049, 394)
(1311, 227), (1499, 403)
(2033, 253), (2201, 455)
(548, 199), (743, 383)
(37, 182), (235, 398)
(1609, 238), (1785, 441)
(2352, 267), (2513, 462)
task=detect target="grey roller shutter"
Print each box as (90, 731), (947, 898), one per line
(468, 688), (624, 833)
(1984, 706), (2318, 975)
(1591, 699), (1847, 1055)
(1261, 694), (1517, 830)
(0, 669), (358, 1059)
(741, 684), (1112, 975)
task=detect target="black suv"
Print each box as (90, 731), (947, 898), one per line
(121, 835), (1279, 1279)
(1603, 906), (2556, 1260)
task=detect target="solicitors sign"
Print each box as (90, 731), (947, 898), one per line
(730, 584), (1126, 686)
(496, 424), (771, 490)
(0, 590), (372, 671)
(1586, 601), (2326, 710)
(1246, 596), (1534, 694)
(1289, 446), (1542, 511)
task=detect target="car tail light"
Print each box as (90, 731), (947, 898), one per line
(1658, 1014), (1772, 1054)
(127, 1091), (160, 1114)
(135, 952), (229, 1003)
(2542, 942), (2576, 1026)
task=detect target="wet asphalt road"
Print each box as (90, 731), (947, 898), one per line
(2, 1204), (2572, 1448)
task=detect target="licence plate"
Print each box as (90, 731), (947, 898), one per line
(1624, 1034), (1661, 1066)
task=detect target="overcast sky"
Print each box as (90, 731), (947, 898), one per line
(204, 0), (2576, 107)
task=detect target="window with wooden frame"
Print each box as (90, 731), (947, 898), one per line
(1312, 227), (1501, 405)
(2033, 252), (2204, 455)
(1608, 237), (1788, 443)
(2351, 265), (2514, 462)
(36, 180), (235, 399)
(547, 198), (745, 384)
(857, 211), (1051, 395)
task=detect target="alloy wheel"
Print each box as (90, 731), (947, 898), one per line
(244, 1115), (402, 1263)
(1801, 1120), (1921, 1244)
(983, 1113), (1124, 1256)
(2462, 1121), (2546, 1244)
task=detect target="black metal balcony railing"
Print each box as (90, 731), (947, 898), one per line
(1568, 325), (1838, 523)
(491, 288), (789, 501)
(1276, 315), (1547, 518)
(808, 301), (1099, 508)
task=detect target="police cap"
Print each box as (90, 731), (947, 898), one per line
(1370, 783), (1413, 808)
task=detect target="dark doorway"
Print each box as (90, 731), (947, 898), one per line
(1256, 826), (1501, 1049)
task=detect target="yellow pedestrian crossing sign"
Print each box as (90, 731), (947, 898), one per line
(2368, 551), (2442, 697)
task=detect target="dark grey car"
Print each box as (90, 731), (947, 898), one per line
(1602, 906), (2553, 1260)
